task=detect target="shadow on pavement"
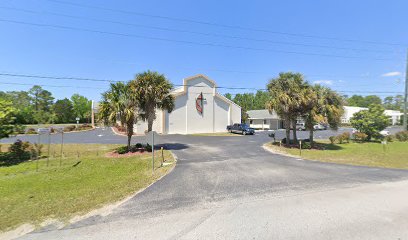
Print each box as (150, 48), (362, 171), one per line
(156, 143), (189, 150)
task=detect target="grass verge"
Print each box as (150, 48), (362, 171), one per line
(265, 140), (408, 169)
(0, 144), (175, 232)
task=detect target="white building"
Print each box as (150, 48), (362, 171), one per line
(384, 110), (403, 125)
(341, 106), (368, 124)
(246, 110), (283, 130)
(341, 106), (402, 125)
(133, 74), (242, 134)
(245, 106), (402, 129)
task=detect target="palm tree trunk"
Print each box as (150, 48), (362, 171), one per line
(285, 119), (291, 147)
(147, 106), (156, 132)
(309, 129), (314, 148)
(126, 121), (134, 151)
(292, 120), (298, 144)
(147, 119), (153, 132)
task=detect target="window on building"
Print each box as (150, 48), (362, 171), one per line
(250, 120), (253, 124)
(264, 120), (267, 124)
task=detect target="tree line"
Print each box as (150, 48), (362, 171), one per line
(225, 91), (269, 122)
(225, 90), (403, 123)
(0, 85), (92, 124)
(344, 94), (403, 110)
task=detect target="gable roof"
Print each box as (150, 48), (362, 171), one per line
(247, 109), (279, 119)
(170, 74), (241, 109)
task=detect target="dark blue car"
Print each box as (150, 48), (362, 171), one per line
(227, 123), (255, 135)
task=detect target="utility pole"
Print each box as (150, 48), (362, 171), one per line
(404, 49), (408, 131)
(91, 100), (95, 128)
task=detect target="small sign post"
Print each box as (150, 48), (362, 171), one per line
(54, 127), (64, 166)
(36, 128), (51, 171)
(47, 131), (51, 167)
(299, 140), (302, 156)
(146, 131), (159, 173)
(381, 140), (387, 153)
(76, 117), (80, 129)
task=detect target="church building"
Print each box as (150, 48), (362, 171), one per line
(133, 74), (242, 134)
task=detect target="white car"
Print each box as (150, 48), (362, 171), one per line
(379, 130), (390, 136)
(313, 124), (325, 130)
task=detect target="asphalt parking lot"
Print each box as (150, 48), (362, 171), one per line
(6, 126), (408, 239)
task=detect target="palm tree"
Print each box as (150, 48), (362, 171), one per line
(303, 85), (344, 147)
(266, 72), (310, 146)
(130, 71), (175, 132)
(98, 82), (138, 150)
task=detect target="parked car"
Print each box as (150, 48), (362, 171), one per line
(313, 124), (325, 130)
(227, 123), (255, 135)
(379, 130), (390, 136)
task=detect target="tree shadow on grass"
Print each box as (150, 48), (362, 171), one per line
(318, 142), (344, 151)
(0, 159), (29, 167)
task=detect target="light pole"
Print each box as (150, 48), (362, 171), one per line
(403, 49), (408, 131)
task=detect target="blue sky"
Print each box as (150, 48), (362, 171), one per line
(0, 0), (407, 101)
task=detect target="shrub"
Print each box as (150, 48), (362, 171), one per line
(281, 138), (296, 145)
(395, 131), (408, 142)
(77, 124), (93, 131)
(116, 146), (129, 154)
(64, 125), (76, 132)
(341, 132), (350, 143)
(33, 143), (43, 158)
(301, 142), (311, 149)
(0, 140), (34, 164)
(13, 125), (26, 134)
(145, 143), (153, 152)
(329, 136), (336, 144)
(26, 128), (37, 134)
(354, 132), (368, 142)
(385, 135), (394, 142)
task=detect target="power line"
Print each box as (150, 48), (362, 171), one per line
(0, 73), (119, 82)
(44, 0), (408, 47)
(0, 81), (106, 89)
(0, 6), (401, 55)
(0, 18), (398, 61)
(0, 72), (404, 94)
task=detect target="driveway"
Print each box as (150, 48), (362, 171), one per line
(8, 128), (408, 239)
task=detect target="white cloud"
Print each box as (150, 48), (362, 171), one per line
(381, 71), (401, 77)
(313, 80), (333, 85)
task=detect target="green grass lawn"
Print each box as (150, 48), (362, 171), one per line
(266, 141), (408, 169)
(0, 144), (175, 232)
(190, 132), (242, 136)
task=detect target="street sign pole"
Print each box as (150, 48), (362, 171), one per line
(152, 132), (154, 173)
(60, 131), (64, 167)
(403, 49), (408, 131)
(147, 131), (158, 174)
(47, 132), (51, 167)
(36, 133), (40, 171)
(76, 117), (80, 130)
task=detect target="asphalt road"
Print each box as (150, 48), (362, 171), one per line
(6, 127), (408, 239)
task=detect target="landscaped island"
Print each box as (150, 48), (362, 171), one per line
(266, 139), (408, 169)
